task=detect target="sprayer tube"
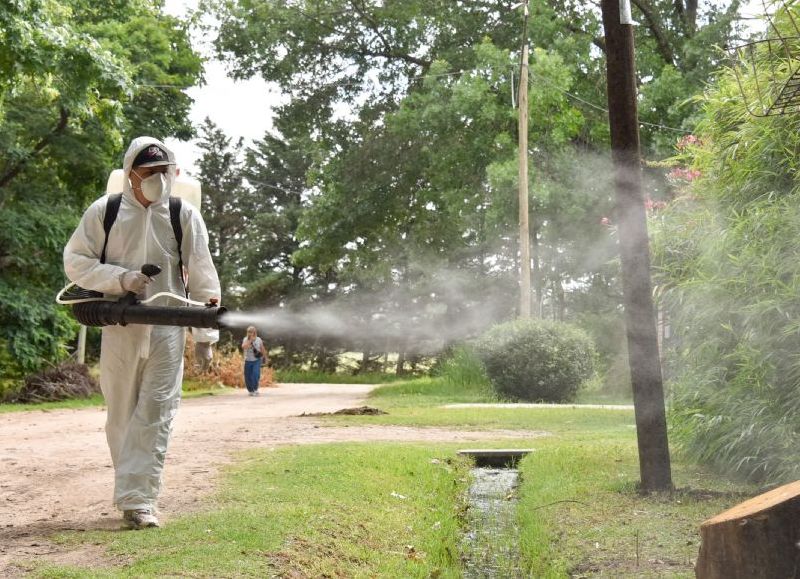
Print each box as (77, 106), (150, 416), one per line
(72, 302), (226, 329)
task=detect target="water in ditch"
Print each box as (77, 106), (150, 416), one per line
(461, 467), (522, 578)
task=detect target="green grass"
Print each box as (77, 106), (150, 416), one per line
(575, 375), (633, 405)
(354, 401), (637, 434)
(575, 390), (634, 405)
(372, 375), (496, 404)
(274, 368), (409, 384)
(0, 385), (229, 414)
(33, 444), (474, 578)
(23, 375), (757, 577)
(0, 393), (107, 414)
(320, 376), (637, 435)
(316, 377), (756, 576)
(516, 440), (757, 577)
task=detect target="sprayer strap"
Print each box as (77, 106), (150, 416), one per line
(168, 196), (187, 297)
(100, 193), (123, 264)
(100, 194), (185, 294)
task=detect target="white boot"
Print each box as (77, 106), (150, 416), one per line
(123, 508), (160, 529)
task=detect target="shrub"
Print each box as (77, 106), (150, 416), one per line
(650, 14), (800, 482)
(473, 319), (596, 402)
(435, 346), (492, 392)
(574, 312), (631, 396)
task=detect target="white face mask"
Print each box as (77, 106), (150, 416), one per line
(138, 172), (168, 202)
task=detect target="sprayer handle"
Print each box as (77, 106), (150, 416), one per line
(120, 264), (162, 305)
(141, 264), (162, 278)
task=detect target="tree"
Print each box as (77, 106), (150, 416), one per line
(0, 0), (130, 381)
(197, 117), (311, 302)
(196, 118), (249, 294)
(209, 0), (743, 373)
(629, 0), (744, 152)
(0, 0), (202, 385)
(75, 3), (203, 143)
(239, 120), (312, 302)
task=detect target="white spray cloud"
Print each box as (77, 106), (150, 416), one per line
(221, 267), (515, 353)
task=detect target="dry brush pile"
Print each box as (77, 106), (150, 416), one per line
(3, 362), (100, 403)
(184, 335), (274, 390)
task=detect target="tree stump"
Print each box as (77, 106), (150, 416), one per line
(696, 480), (800, 578)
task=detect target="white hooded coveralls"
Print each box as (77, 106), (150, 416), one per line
(63, 137), (220, 511)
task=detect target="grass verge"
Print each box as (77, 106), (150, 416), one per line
(0, 393), (107, 414)
(516, 439), (757, 578)
(310, 377), (759, 577)
(317, 376), (637, 434)
(23, 376), (758, 577)
(0, 384), (229, 414)
(33, 443), (473, 578)
(274, 369), (409, 384)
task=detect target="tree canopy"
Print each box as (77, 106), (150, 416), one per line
(205, 0), (743, 372)
(0, 0), (757, 421)
(0, 0), (202, 383)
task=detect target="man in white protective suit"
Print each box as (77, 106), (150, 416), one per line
(63, 136), (220, 529)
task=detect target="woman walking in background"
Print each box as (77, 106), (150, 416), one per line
(242, 326), (266, 396)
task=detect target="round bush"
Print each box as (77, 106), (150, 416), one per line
(473, 319), (596, 402)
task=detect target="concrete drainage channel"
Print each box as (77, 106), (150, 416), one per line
(458, 449), (533, 578)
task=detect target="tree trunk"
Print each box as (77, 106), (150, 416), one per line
(286, 338), (297, 367)
(313, 344), (325, 371)
(409, 354), (419, 373)
(0, 106), (69, 193)
(357, 349), (370, 375)
(696, 480), (800, 578)
(314, 343), (337, 372)
(381, 349), (389, 372)
(396, 349), (407, 375)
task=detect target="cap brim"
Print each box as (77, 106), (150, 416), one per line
(134, 160), (176, 168)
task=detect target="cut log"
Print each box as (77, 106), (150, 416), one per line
(695, 480), (800, 578)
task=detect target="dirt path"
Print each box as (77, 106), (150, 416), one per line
(0, 383), (547, 574)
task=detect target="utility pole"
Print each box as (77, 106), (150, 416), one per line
(600, 0), (673, 491)
(517, 0), (532, 318)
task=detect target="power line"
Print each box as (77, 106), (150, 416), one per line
(138, 84), (192, 88)
(141, 68), (691, 135)
(638, 119), (692, 134)
(136, 68), (470, 92)
(142, 66), (691, 140)
(245, 178), (307, 197)
(528, 71), (692, 134)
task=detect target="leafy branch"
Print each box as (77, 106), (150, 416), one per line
(0, 106), (69, 193)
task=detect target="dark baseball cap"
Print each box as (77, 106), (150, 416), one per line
(132, 145), (175, 168)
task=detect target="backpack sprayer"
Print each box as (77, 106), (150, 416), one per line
(56, 264), (227, 329)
